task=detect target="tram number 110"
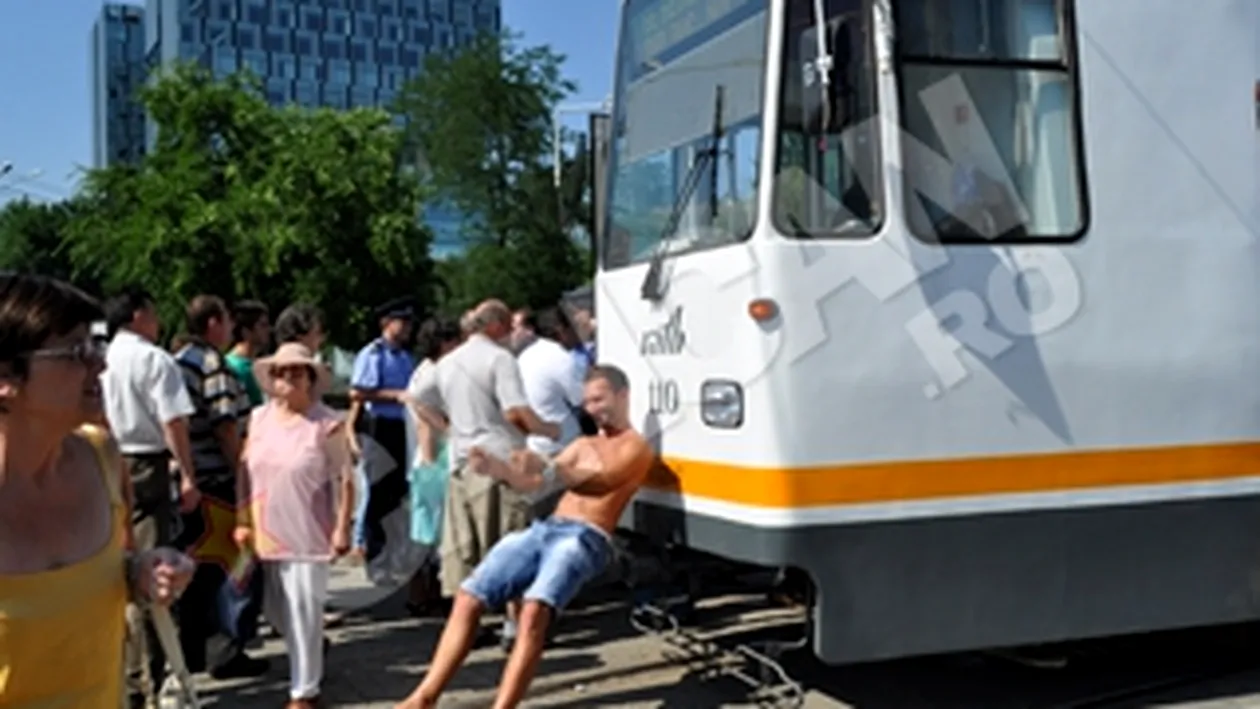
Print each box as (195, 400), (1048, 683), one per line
(647, 379), (680, 414)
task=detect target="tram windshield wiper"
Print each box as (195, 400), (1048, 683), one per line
(640, 84), (725, 302)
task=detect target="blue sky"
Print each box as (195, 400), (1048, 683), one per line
(0, 0), (617, 203)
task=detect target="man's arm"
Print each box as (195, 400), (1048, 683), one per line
(162, 418), (200, 508)
(201, 363), (244, 472)
(214, 419), (243, 473)
(345, 399), (363, 459)
(349, 345), (407, 404)
(472, 436), (653, 495)
(152, 354), (200, 507)
(350, 388), (408, 404)
(404, 363), (448, 437)
(491, 352), (560, 440)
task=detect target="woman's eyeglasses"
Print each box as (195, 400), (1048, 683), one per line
(21, 339), (107, 365)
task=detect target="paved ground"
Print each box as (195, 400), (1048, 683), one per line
(192, 562), (1260, 708)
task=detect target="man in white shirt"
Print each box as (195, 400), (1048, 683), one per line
(102, 287), (201, 539)
(100, 286), (200, 704)
(515, 308), (585, 460)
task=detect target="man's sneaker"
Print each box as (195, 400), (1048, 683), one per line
(499, 620), (517, 652)
(497, 620), (559, 652)
(209, 651), (270, 680)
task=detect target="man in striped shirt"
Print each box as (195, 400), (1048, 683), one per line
(173, 295), (269, 680)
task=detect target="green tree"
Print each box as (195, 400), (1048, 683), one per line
(0, 198), (89, 287)
(67, 63), (434, 347)
(396, 31), (588, 311)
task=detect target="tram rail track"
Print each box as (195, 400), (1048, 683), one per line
(612, 542), (1260, 708)
(627, 591), (1260, 709)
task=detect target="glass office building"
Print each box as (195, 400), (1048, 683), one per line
(143, 0), (499, 254)
(91, 3), (148, 167)
(145, 0), (500, 109)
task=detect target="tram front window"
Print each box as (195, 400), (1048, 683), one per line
(895, 0), (1086, 242)
(772, 0), (883, 238)
(603, 0), (768, 270)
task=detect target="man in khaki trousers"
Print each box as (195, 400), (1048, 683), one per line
(410, 300), (560, 649)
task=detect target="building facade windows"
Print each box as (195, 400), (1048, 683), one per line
(92, 3), (147, 167)
(126, 0), (503, 253)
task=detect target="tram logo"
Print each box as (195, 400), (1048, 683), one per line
(639, 306), (686, 356)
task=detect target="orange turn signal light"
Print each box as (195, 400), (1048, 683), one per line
(748, 298), (778, 322)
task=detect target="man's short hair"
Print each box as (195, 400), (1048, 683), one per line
(416, 316), (461, 361)
(185, 295), (227, 336)
(471, 299), (511, 331)
(231, 299), (268, 342)
(585, 364), (628, 392)
(274, 302), (324, 344)
(535, 307), (571, 342)
(103, 285), (154, 338)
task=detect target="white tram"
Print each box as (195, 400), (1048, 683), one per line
(595, 0), (1260, 664)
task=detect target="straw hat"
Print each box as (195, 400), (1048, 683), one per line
(253, 342), (331, 397)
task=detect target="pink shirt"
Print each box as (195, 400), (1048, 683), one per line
(243, 401), (347, 561)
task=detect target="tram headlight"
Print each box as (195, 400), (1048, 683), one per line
(700, 380), (743, 429)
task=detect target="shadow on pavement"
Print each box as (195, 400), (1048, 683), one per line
(193, 563), (1260, 708)
(200, 574), (801, 707)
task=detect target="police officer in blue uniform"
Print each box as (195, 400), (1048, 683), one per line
(350, 297), (417, 562)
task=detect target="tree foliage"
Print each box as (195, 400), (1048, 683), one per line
(0, 198), (99, 291)
(397, 32), (590, 312)
(65, 63), (434, 347)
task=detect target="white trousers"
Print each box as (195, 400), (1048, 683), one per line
(262, 560), (330, 700)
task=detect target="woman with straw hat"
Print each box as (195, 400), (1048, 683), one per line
(233, 342), (354, 708)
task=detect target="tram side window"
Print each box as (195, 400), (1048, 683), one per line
(603, 0), (768, 271)
(773, 0), (882, 238)
(895, 0), (1086, 243)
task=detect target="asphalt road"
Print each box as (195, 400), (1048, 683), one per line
(196, 571), (1260, 709)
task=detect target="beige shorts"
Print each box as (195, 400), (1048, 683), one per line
(439, 465), (533, 597)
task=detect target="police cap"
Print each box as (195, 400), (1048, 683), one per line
(375, 296), (415, 321)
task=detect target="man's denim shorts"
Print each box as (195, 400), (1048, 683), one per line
(460, 517), (613, 611)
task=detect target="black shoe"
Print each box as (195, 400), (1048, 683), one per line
(209, 651), (270, 680)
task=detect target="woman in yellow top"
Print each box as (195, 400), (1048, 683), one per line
(0, 273), (194, 708)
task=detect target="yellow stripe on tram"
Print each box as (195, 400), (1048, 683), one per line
(646, 442), (1260, 508)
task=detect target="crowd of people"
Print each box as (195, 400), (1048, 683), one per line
(0, 272), (656, 709)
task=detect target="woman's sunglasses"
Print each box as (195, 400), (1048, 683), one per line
(269, 366), (311, 379)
